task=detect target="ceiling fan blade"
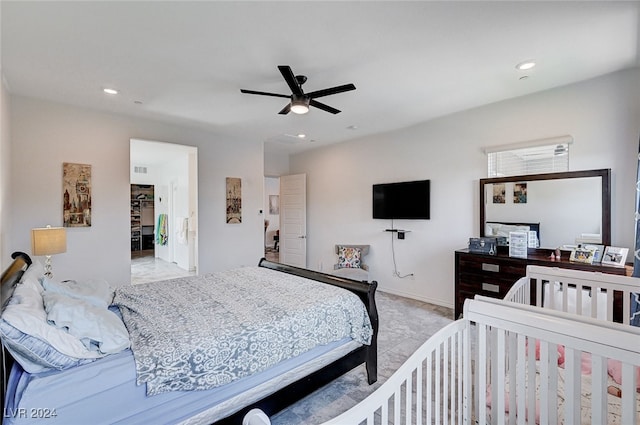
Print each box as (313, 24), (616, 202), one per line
(278, 65), (304, 96)
(310, 99), (341, 114)
(278, 103), (291, 115)
(307, 83), (356, 99)
(240, 89), (290, 99)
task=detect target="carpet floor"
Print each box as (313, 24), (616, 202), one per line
(270, 291), (454, 424)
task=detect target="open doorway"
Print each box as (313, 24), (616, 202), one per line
(130, 139), (198, 284)
(264, 176), (280, 263)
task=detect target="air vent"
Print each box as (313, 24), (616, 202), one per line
(134, 166), (148, 174)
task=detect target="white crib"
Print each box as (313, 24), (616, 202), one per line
(505, 265), (639, 324)
(318, 266), (640, 425)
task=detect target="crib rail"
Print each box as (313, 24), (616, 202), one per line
(318, 297), (640, 425)
(320, 320), (471, 425)
(504, 265), (640, 324)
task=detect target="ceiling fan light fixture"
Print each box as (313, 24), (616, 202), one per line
(290, 97), (310, 114)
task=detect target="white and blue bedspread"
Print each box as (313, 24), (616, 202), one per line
(113, 266), (373, 395)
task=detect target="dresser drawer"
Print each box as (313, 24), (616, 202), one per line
(457, 256), (526, 280)
(457, 275), (512, 293)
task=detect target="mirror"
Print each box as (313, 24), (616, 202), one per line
(480, 169), (611, 249)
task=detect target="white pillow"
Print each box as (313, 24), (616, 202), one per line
(43, 291), (130, 354)
(42, 276), (114, 308)
(0, 270), (102, 373)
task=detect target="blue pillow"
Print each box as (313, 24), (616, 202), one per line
(0, 320), (93, 373)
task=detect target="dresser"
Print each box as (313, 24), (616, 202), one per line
(454, 249), (629, 318)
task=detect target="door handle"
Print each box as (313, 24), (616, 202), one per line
(298, 235), (306, 239)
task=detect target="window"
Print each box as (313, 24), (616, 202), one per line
(485, 137), (571, 177)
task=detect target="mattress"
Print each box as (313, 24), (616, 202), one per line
(4, 337), (361, 425)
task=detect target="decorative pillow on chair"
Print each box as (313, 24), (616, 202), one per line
(338, 246), (361, 269)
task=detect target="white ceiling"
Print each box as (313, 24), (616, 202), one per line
(2, 1), (639, 158)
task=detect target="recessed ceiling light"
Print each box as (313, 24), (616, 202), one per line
(515, 61), (536, 71)
(103, 88), (119, 95)
(297, 133), (306, 138)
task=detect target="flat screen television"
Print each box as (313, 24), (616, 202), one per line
(373, 180), (430, 220)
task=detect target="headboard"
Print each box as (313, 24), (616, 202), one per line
(485, 221), (540, 245)
(1, 252), (31, 306)
(0, 252), (32, 418)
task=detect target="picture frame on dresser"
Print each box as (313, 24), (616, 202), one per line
(602, 246), (629, 267)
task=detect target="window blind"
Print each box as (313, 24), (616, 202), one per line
(487, 142), (570, 177)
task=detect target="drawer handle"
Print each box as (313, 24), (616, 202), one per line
(482, 283), (500, 293)
(482, 263), (500, 272)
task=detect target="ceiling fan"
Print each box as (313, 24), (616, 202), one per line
(240, 65), (356, 115)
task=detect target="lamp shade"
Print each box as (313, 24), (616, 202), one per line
(31, 227), (67, 256)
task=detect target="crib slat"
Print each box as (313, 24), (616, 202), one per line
(478, 324), (487, 425)
(515, 335), (526, 425)
(426, 351), (432, 424)
(381, 393), (389, 424)
(563, 347), (581, 424)
(623, 289), (631, 325)
(462, 323), (471, 424)
(457, 329), (463, 425)
(621, 362), (637, 425)
(526, 339), (536, 425)
(507, 333), (516, 425)
(436, 343), (442, 424)
(539, 340), (550, 425)
(415, 361), (422, 425)
(494, 329), (506, 425)
(405, 370), (412, 425)
(443, 338), (448, 425)
(591, 354), (607, 425)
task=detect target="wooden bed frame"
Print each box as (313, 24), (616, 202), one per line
(0, 253), (378, 424)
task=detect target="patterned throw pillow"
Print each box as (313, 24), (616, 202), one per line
(338, 246), (361, 269)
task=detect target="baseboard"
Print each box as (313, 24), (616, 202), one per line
(378, 287), (453, 311)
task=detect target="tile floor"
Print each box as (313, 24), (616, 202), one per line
(130, 251), (196, 285)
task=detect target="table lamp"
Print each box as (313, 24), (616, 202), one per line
(31, 225), (67, 278)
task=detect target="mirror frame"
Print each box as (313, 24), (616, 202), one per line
(479, 168), (611, 247)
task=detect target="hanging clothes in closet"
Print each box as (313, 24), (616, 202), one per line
(156, 213), (168, 246)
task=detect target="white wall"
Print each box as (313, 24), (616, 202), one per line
(0, 74), (10, 271)
(291, 68), (640, 308)
(264, 151), (289, 177)
(9, 95), (265, 286)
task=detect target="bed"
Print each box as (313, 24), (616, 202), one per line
(314, 265), (640, 425)
(0, 252), (379, 424)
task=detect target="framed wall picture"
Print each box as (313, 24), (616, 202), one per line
(492, 183), (506, 204)
(513, 182), (527, 204)
(602, 246), (629, 267)
(226, 177), (242, 224)
(63, 162), (92, 227)
(269, 195), (279, 215)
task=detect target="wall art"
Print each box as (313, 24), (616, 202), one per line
(513, 182), (527, 204)
(226, 177), (242, 224)
(63, 162), (92, 227)
(269, 195), (280, 215)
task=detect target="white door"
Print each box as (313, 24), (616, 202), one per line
(280, 174), (307, 267)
